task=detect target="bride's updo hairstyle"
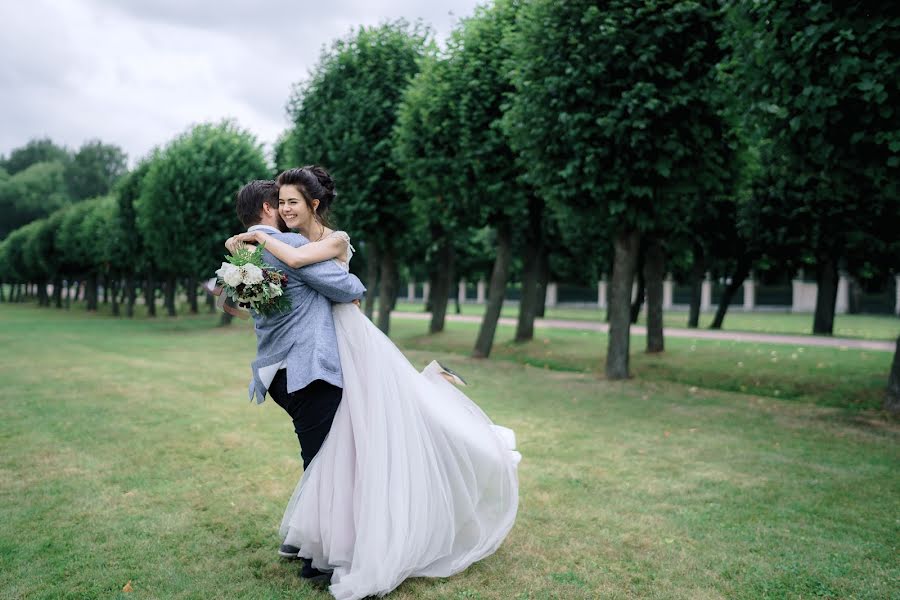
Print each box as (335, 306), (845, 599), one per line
(276, 165), (336, 228)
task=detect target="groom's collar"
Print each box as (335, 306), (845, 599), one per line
(248, 224), (282, 234)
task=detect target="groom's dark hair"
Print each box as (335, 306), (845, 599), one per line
(235, 180), (279, 228)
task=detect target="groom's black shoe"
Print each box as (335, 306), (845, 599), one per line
(300, 558), (332, 588)
(278, 544), (301, 559)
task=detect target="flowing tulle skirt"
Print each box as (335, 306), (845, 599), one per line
(279, 304), (521, 600)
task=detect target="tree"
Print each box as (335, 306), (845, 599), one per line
(886, 336), (900, 414)
(53, 199), (107, 310)
(137, 121), (268, 317)
(66, 140), (128, 201)
(394, 51), (464, 334)
(112, 155), (157, 317)
(728, 1), (900, 335)
(76, 197), (117, 311)
(284, 21), (428, 334)
(0, 160), (71, 239)
(450, 0), (531, 357)
(505, 0), (730, 378)
(21, 218), (54, 306)
(2, 138), (70, 175)
(273, 128), (300, 173)
(0, 225), (33, 301)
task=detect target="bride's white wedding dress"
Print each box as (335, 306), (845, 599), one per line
(278, 233), (521, 600)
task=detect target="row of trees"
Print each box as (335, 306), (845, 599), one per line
(0, 123), (269, 318)
(275, 0), (898, 378)
(0, 138), (128, 239)
(1, 1), (898, 394)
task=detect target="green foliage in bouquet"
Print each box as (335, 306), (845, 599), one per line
(218, 242), (291, 317)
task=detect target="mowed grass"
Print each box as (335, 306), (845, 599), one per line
(1, 304), (898, 600)
(392, 301), (900, 341)
(389, 318), (893, 411)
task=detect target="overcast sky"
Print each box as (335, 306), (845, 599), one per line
(0, 0), (483, 165)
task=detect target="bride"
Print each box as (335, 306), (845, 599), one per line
(228, 166), (520, 600)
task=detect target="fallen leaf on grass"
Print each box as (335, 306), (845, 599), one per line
(123, 581), (133, 593)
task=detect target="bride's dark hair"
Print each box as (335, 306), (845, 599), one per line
(276, 165), (336, 228)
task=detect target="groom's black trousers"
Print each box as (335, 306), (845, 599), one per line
(268, 370), (342, 470)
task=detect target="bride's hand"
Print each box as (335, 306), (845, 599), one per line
(225, 232), (258, 254)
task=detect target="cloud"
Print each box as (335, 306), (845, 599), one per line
(0, 0), (479, 165)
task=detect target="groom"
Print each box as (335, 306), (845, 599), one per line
(233, 180), (364, 574)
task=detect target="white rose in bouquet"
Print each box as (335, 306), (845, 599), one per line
(241, 264), (264, 285)
(211, 244), (291, 317)
(216, 262), (243, 288)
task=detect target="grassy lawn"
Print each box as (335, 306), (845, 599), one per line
(1, 304), (898, 599)
(392, 301), (900, 341)
(388, 320), (894, 411)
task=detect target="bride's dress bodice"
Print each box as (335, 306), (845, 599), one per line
(324, 230), (353, 272)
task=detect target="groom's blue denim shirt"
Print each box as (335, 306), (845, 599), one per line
(247, 225), (365, 403)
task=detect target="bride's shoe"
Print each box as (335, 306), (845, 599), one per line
(436, 361), (467, 386)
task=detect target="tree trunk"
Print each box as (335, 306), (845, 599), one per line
(516, 196), (545, 343)
(813, 257), (838, 335)
(644, 237), (665, 353)
(37, 280), (49, 306)
(629, 240), (647, 324)
(0, 281), (5, 303)
(101, 275), (108, 304)
(710, 255), (753, 329)
(886, 336), (900, 414)
(206, 289), (216, 313)
(630, 265), (645, 324)
(376, 247), (397, 335)
(145, 274), (157, 317)
(364, 243), (379, 320)
(65, 281), (73, 309)
(429, 240), (454, 334)
(52, 277), (62, 308)
(388, 261), (400, 313)
(848, 278), (863, 314)
(86, 273), (99, 311)
(220, 312), (233, 326)
(535, 250), (550, 318)
(164, 275), (177, 317)
(425, 272), (435, 313)
(688, 244), (705, 328)
(186, 276), (198, 314)
(473, 223), (513, 358)
(125, 275), (136, 318)
(606, 229), (641, 379)
(111, 277), (120, 317)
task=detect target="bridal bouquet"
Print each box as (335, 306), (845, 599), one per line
(214, 243), (291, 316)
